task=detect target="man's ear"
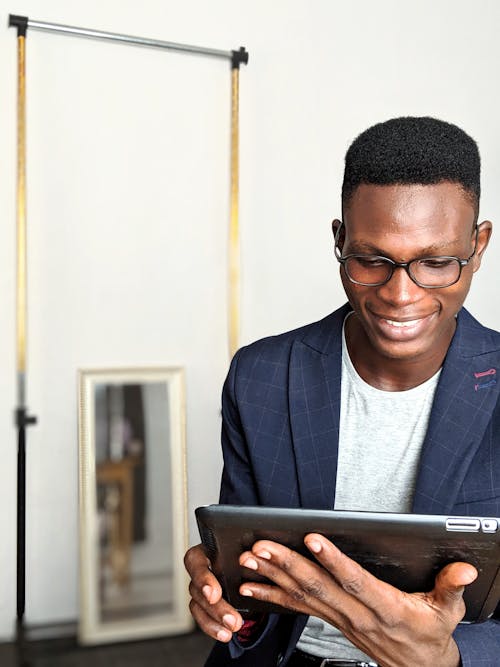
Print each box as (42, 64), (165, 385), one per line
(472, 220), (492, 273)
(332, 219), (344, 251)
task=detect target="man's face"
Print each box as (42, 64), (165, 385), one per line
(336, 182), (491, 366)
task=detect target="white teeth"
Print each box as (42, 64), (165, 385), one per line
(384, 319), (420, 328)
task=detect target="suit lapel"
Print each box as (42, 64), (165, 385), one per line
(413, 309), (500, 513)
(286, 306), (498, 514)
(288, 305), (349, 509)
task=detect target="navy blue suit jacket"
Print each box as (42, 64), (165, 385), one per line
(205, 304), (500, 667)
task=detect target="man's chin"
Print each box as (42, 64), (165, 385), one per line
(356, 310), (447, 363)
(369, 339), (431, 362)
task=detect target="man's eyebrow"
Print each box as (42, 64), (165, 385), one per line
(348, 239), (463, 256)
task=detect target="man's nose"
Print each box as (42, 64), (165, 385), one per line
(377, 265), (424, 306)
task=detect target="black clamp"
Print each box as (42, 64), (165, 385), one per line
(8, 15), (29, 37)
(15, 408), (37, 428)
(231, 46), (249, 69)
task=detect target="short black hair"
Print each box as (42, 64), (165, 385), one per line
(342, 116), (480, 212)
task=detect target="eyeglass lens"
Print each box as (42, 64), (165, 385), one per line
(345, 256), (462, 287)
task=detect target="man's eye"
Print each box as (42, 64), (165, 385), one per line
(419, 258), (456, 269)
(355, 257), (386, 268)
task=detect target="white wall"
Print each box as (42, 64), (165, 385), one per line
(0, 0), (499, 640)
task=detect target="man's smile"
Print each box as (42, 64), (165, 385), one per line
(368, 310), (438, 341)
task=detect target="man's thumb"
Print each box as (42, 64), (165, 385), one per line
(433, 561), (478, 607)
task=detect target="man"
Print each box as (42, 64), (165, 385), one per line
(185, 117), (500, 666)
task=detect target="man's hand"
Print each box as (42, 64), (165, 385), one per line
(184, 543), (244, 642)
(238, 534), (478, 667)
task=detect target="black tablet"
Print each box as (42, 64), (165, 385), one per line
(195, 504), (500, 623)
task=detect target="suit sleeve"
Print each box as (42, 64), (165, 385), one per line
(215, 350), (303, 661)
(453, 612), (500, 666)
(218, 349), (267, 656)
(218, 348), (261, 506)
(452, 393), (500, 665)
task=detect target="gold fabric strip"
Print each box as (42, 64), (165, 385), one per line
(16, 35), (27, 384)
(228, 67), (240, 358)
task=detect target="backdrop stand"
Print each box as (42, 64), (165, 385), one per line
(9, 14), (39, 667)
(8, 13), (247, 661)
(228, 47), (247, 356)
(9, 13), (248, 355)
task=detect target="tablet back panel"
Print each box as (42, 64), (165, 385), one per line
(196, 505), (500, 623)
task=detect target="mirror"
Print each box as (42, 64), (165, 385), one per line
(78, 367), (192, 644)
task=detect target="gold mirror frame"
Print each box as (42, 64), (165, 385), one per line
(78, 367), (192, 644)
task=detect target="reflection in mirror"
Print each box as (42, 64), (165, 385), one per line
(78, 368), (192, 644)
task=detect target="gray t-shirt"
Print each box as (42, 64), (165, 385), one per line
(296, 316), (441, 660)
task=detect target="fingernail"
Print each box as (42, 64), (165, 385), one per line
(242, 557), (258, 570)
(216, 628), (232, 642)
(240, 588), (253, 597)
(308, 540), (322, 554)
(464, 567), (478, 584)
(223, 613), (236, 630)
(255, 549), (272, 560)
(202, 585), (213, 601)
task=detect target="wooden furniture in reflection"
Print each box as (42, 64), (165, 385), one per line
(97, 457), (139, 586)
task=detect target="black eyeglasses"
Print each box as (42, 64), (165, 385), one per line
(334, 222), (479, 289)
